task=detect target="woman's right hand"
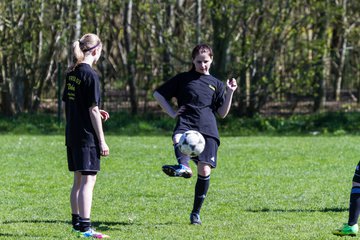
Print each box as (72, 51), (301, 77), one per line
(100, 141), (110, 156)
(175, 105), (186, 118)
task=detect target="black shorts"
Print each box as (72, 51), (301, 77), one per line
(67, 146), (100, 172)
(191, 136), (218, 168)
(353, 161), (360, 183)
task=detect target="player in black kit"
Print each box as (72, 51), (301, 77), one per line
(153, 44), (237, 225)
(62, 33), (110, 238)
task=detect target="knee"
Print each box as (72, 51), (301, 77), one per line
(173, 134), (182, 144)
(81, 174), (97, 186)
(198, 163), (211, 176)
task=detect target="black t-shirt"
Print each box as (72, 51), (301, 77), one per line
(155, 70), (225, 143)
(62, 63), (101, 147)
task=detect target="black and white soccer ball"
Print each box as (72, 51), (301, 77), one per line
(178, 130), (206, 157)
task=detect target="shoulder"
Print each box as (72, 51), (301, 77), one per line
(208, 74), (221, 82)
(173, 71), (192, 79)
(70, 65), (98, 89)
(207, 75), (223, 85)
(81, 64), (97, 74)
(79, 64), (98, 80)
(163, 71), (192, 85)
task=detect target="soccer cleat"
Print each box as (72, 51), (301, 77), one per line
(162, 164), (192, 178)
(72, 223), (80, 232)
(78, 228), (110, 238)
(332, 223), (358, 236)
(190, 212), (202, 225)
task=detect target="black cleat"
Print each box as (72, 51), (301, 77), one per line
(162, 164), (193, 178)
(190, 213), (202, 225)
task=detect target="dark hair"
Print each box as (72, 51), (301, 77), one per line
(191, 44), (213, 60)
(191, 44), (213, 71)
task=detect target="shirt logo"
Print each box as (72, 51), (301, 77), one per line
(208, 84), (216, 91)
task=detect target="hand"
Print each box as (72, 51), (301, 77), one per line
(99, 110), (110, 121)
(100, 141), (110, 156)
(227, 78), (238, 92)
(175, 105), (186, 118)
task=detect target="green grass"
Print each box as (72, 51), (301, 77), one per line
(0, 134), (359, 239)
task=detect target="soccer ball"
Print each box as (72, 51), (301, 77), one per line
(178, 130), (206, 157)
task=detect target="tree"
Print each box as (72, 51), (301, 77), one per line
(1, 0), (360, 117)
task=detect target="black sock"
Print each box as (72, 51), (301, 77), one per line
(174, 143), (190, 167)
(72, 214), (80, 230)
(79, 217), (91, 232)
(349, 187), (360, 226)
(192, 174), (210, 215)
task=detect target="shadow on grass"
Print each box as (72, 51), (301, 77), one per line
(246, 207), (347, 213)
(2, 219), (178, 230)
(0, 232), (63, 239)
(1, 219), (181, 239)
(2, 219), (134, 226)
(0, 219), (138, 238)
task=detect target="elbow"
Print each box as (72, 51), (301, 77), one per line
(219, 113), (227, 119)
(153, 91), (159, 98)
(89, 105), (99, 116)
(153, 91), (159, 101)
(217, 107), (229, 119)
(217, 110), (227, 119)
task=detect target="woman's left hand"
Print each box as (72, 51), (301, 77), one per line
(226, 78), (238, 92)
(99, 109), (110, 121)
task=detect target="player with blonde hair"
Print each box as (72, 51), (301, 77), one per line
(63, 33), (110, 238)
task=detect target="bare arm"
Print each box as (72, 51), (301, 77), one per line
(153, 91), (177, 119)
(217, 78), (238, 118)
(89, 104), (109, 156)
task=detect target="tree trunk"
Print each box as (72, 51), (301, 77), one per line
(1, 81), (13, 116)
(237, 20), (248, 116)
(210, 0), (237, 81)
(314, 6), (332, 112)
(195, 0), (201, 44)
(124, 0), (138, 115)
(357, 69), (360, 104)
(318, 26), (333, 111)
(335, 0), (348, 102)
(162, 3), (174, 82)
(75, 0), (81, 40)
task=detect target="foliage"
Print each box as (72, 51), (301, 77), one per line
(220, 111), (360, 136)
(0, 113), (62, 134)
(0, 134), (358, 239)
(1, 1), (360, 116)
(3, 111), (360, 136)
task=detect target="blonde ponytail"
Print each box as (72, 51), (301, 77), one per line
(68, 33), (102, 71)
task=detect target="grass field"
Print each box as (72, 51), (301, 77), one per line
(0, 134), (359, 239)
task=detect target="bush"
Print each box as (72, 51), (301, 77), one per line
(2, 111), (360, 136)
(0, 113), (63, 134)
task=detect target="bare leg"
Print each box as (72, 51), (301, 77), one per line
(79, 175), (97, 219)
(70, 171), (82, 214)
